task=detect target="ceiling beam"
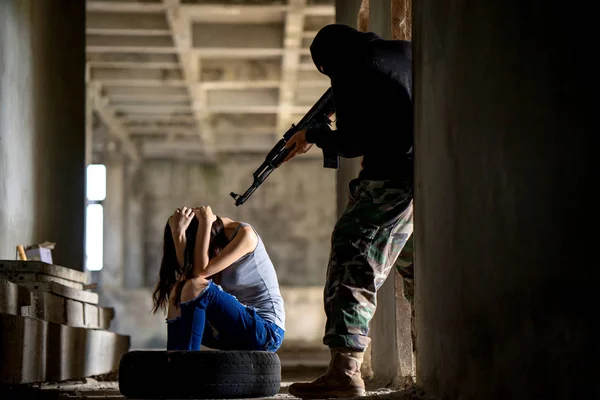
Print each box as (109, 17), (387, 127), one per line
(86, 12), (170, 35)
(194, 48), (311, 58)
(87, 1), (165, 13)
(299, 62), (317, 71)
(86, 46), (177, 54)
(90, 83), (140, 163)
(163, 0), (214, 155)
(116, 104), (309, 114)
(109, 94), (190, 103)
(86, 1), (336, 161)
(87, 61), (181, 69)
(111, 104), (192, 114)
(87, 2), (334, 16)
(200, 80), (328, 91)
(277, 0), (307, 133)
(183, 4), (286, 24)
(142, 152), (322, 163)
(87, 34), (174, 48)
(86, 52), (178, 64)
(129, 126), (275, 136)
(304, 5), (335, 16)
(91, 79), (186, 87)
(141, 142), (277, 155)
(302, 30), (319, 38)
(90, 67), (182, 81)
(206, 105), (309, 114)
(87, 48), (309, 58)
(142, 143), (324, 159)
(181, 4), (287, 18)
(124, 120), (196, 129)
(121, 115), (196, 124)
(294, 80), (330, 88)
(86, 28), (171, 36)
(200, 80), (281, 90)
(101, 86), (188, 96)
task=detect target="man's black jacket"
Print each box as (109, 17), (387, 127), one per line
(305, 24), (413, 182)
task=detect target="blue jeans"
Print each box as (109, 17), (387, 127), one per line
(166, 280), (284, 352)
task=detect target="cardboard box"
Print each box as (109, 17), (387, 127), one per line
(24, 242), (55, 264)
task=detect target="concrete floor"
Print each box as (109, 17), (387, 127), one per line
(1, 347), (429, 400)
(5, 378), (426, 400)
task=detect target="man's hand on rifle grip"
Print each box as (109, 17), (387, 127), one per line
(281, 129), (313, 165)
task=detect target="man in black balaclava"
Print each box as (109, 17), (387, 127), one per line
(283, 24), (414, 398)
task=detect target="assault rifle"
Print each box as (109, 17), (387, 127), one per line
(230, 88), (338, 206)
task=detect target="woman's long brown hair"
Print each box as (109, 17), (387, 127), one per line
(151, 216), (230, 314)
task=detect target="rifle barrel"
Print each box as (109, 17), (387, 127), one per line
(230, 87), (334, 206)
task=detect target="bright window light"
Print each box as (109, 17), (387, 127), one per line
(86, 204), (104, 271)
(87, 164), (106, 201)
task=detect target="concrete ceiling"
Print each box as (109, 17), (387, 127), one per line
(86, 0), (334, 161)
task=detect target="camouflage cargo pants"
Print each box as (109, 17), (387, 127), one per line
(323, 178), (413, 352)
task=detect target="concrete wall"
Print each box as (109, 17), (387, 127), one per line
(0, 0), (85, 269)
(414, 0), (597, 399)
(0, 0), (36, 260)
(143, 155), (336, 286)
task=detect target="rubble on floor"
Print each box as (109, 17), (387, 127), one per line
(0, 376), (431, 400)
(0, 260), (130, 386)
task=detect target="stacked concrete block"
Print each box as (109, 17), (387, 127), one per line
(0, 262), (114, 329)
(0, 261), (130, 385)
(0, 261), (87, 289)
(0, 279), (114, 330)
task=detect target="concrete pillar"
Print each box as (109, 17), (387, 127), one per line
(0, 0), (85, 269)
(364, 0), (415, 387)
(102, 149), (125, 288)
(369, 273), (416, 387)
(334, 0), (363, 217)
(368, 0), (391, 41)
(414, 1), (597, 399)
(391, 0), (411, 41)
(85, 82), (94, 168)
(123, 161), (145, 289)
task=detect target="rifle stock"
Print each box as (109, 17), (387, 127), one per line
(230, 88), (338, 206)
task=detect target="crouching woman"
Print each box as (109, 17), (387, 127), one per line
(152, 205), (285, 352)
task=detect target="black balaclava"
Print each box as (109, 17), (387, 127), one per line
(309, 24), (380, 77)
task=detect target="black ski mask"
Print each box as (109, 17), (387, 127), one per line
(309, 24), (380, 77)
